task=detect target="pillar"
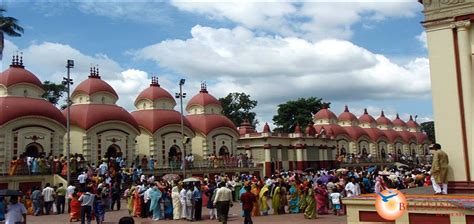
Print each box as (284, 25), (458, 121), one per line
(296, 144), (303, 171)
(302, 145), (308, 168)
(277, 146), (282, 171)
(264, 144), (272, 177)
(288, 146), (294, 170)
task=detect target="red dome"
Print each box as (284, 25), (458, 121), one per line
(238, 119), (255, 135)
(359, 108), (376, 124)
(399, 131), (416, 143)
(135, 84), (175, 105)
(73, 76), (118, 98)
(186, 84), (221, 111)
(392, 114), (406, 127)
(343, 126), (368, 140)
(364, 128), (387, 142)
(406, 115), (419, 128)
(314, 107), (337, 120)
(376, 111), (392, 126)
(186, 114), (237, 135)
(64, 104), (139, 131)
(314, 124), (347, 138)
(338, 105), (358, 122)
(0, 97), (66, 126)
(415, 132), (429, 144)
(131, 109), (191, 134)
(305, 124), (316, 136)
(0, 65), (43, 89)
(382, 129), (402, 143)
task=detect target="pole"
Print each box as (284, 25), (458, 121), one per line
(180, 83), (185, 178)
(65, 60), (73, 185)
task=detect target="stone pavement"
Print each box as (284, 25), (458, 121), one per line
(27, 200), (347, 224)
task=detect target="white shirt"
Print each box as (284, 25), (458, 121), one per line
(144, 187), (153, 203)
(42, 187), (55, 202)
(78, 174), (87, 184)
(345, 182), (355, 197)
(67, 185), (76, 198)
(5, 203), (26, 224)
(213, 187), (232, 204)
(330, 192), (341, 204)
(354, 183), (361, 196)
(180, 189), (187, 203)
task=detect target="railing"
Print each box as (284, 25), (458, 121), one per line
(142, 160), (263, 173)
(338, 156), (432, 166)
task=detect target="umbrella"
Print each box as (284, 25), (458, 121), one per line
(294, 170), (304, 174)
(394, 162), (409, 169)
(191, 176), (204, 182)
(304, 167), (315, 173)
(0, 189), (23, 196)
(162, 174), (180, 182)
(183, 177), (201, 183)
(336, 168), (348, 173)
(367, 166), (377, 173)
(318, 175), (331, 184)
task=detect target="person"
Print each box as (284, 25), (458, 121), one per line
(315, 181), (329, 215)
(30, 186), (42, 216)
(0, 197), (5, 221)
(214, 182), (233, 224)
(56, 183), (66, 214)
(119, 216), (135, 224)
(345, 177), (356, 197)
(179, 185), (187, 219)
(185, 184), (194, 221)
(5, 196), (27, 224)
(259, 184), (269, 216)
(66, 183), (76, 214)
(304, 187), (317, 219)
(111, 182), (121, 211)
(250, 184), (260, 216)
(240, 185), (256, 224)
(69, 192), (81, 222)
(126, 185), (135, 216)
(193, 183), (202, 221)
(78, 172), (88, 191)
(330, 188), (342, 216)
(149, 185), (162, 221)
(94, 189), (106, 224)
(78, 187), (94, 224)
(162, 190), (173, 219)
(206, 182), (217, 220)
(430, 143), (449, 195)
(171, 185), (182, 220)
(374, 176), (388, 194)
(271, 184), (281, 215)
(288, 182), (299, 213)
(42, 183), (55, 215)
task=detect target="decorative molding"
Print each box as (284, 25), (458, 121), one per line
(453, 19), (471, 28)
(421, 0), (474, 23)
(441, 0), (465, 5)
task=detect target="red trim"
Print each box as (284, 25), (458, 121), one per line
(409, 213), (450, 224)
(359, 211), (393, 223)
(265, 162), (272, 177)
(278, 161), (283, 170)
(289, 161), (293, 170)
(455, 14), (474, 21)
(448, 181), (474, 194)
(466, 215), (474, 224)
(453, 28), (471, 182)
(297, 161), (303, 171)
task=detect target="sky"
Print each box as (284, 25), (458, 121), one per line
(1, 0), (432, 131)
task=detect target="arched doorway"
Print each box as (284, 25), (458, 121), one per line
(168, 145), (181, 168)
(25, 143), (43, 158)
(105, 144), (121, 159)
(219, 146), (230, 157)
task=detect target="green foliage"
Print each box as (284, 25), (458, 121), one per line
(219, 92), (258, 127)
(272, 97), (329, 133)
(0, 7), (24, 59)
(42, 81), (67, 107)
(420, 121), (436, 143)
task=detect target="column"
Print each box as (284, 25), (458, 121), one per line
(302, 145), (308, 169)
(296, 144), (303, 171)
(277, 146), (282, 171)
(264, 144), (272, 177)
(288, 146), (294, 170)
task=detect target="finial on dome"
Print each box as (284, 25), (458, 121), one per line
(96, 65), (100, 76)
(10, 52), (24, 68)
(150, 76), (160, 87)
(344, 105), (349, 112)
(200, 81), (208, 93)
(381, 110), (385, 117)
(396, 113), (400, 119)
(364, 108), (368, 114)
(409, 115), (413, 121)
(89, 65), (101, 79)
(322, 104), (328, 109)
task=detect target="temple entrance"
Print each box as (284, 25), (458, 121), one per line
(219, 146), (229, 157)
(25, 143), (43, 158)
(105, 144), (121, 159)
(168, 145), (181, 168)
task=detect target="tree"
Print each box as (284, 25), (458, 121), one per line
(272, 97), (329, 133)
(0, 7), (24, 60)
(420, 121), (436, 143)
(219, 92), (258, 127)
(42, 81), (67, 108)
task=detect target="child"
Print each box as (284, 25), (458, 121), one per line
(94, 189), (106, 224)
(330, 188), (342, 216)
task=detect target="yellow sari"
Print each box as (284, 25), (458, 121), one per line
(251, 184), (260, 216)
(259, 185), (269, 215)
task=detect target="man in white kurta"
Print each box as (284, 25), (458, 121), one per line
(180, 186), (187, 219)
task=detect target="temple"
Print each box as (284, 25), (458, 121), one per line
(0, 55), (430, 177)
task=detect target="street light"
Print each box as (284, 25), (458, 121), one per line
(62, 60), (74, 185)
(175, 79), (186, 177)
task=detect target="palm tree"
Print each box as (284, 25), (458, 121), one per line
(0, 7), (24, 60)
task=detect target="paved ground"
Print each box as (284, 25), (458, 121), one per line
(27, 201), (347, 224)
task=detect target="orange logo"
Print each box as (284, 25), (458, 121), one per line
(375, 189), (407, 220)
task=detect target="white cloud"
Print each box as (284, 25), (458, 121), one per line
(171, 1), (421, 40)
(2, 40), (149, 111)
(416, 31), (427, 49)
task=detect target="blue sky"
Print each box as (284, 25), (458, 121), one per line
(1, 1), (432, 129)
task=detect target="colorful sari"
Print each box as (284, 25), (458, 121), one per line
(133, 189), (141, 217)
(163, 192), (173, 219)
(251, 184), (260, 216)
(315, 185), (328, 215)
(289, 184), (299, 213)
(259, 185), (269, 215)
(149, 187), (162, 221)
(8, 160), (17, 176)
(304, 188), (317, 219)
(70, 195), (81, 222)
(171, 186), (182, 220)
(271, 186), (281, 215)
(126, 187), (135, 215)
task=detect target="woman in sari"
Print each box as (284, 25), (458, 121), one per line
(298, 186), (307, 213)
(31, 158), (39, 175)
(315, 182), (329, 215)
(304, 187), (317, 219)
(171, 185), (182, 220)
(288, 183), (299, 213)
(126, 186), (135, 215)
(251, 183), (260, 216)
(61, 160), (67, 176)
(163, 190), (173, 219)
(133, 186), (141, 217)
(69, 157), (77, 174)
(38, 158), (46, 174)
(259, 184), (270, 216)
(70, 192), (81, 222)
(279, 185), (287, 214)
(8, 156), (18, 176)
(149, 185), (162, 221)
(271, 184), (281, 215)
(94, 191), (106, 224)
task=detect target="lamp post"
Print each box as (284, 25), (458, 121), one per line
(63, 60), (74, 185)
(175, 79), (186, 178)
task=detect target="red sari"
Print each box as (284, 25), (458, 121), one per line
(133, 190), (141, 217)
(70, 194), (81, 222)
(314, 185), (328, 215)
